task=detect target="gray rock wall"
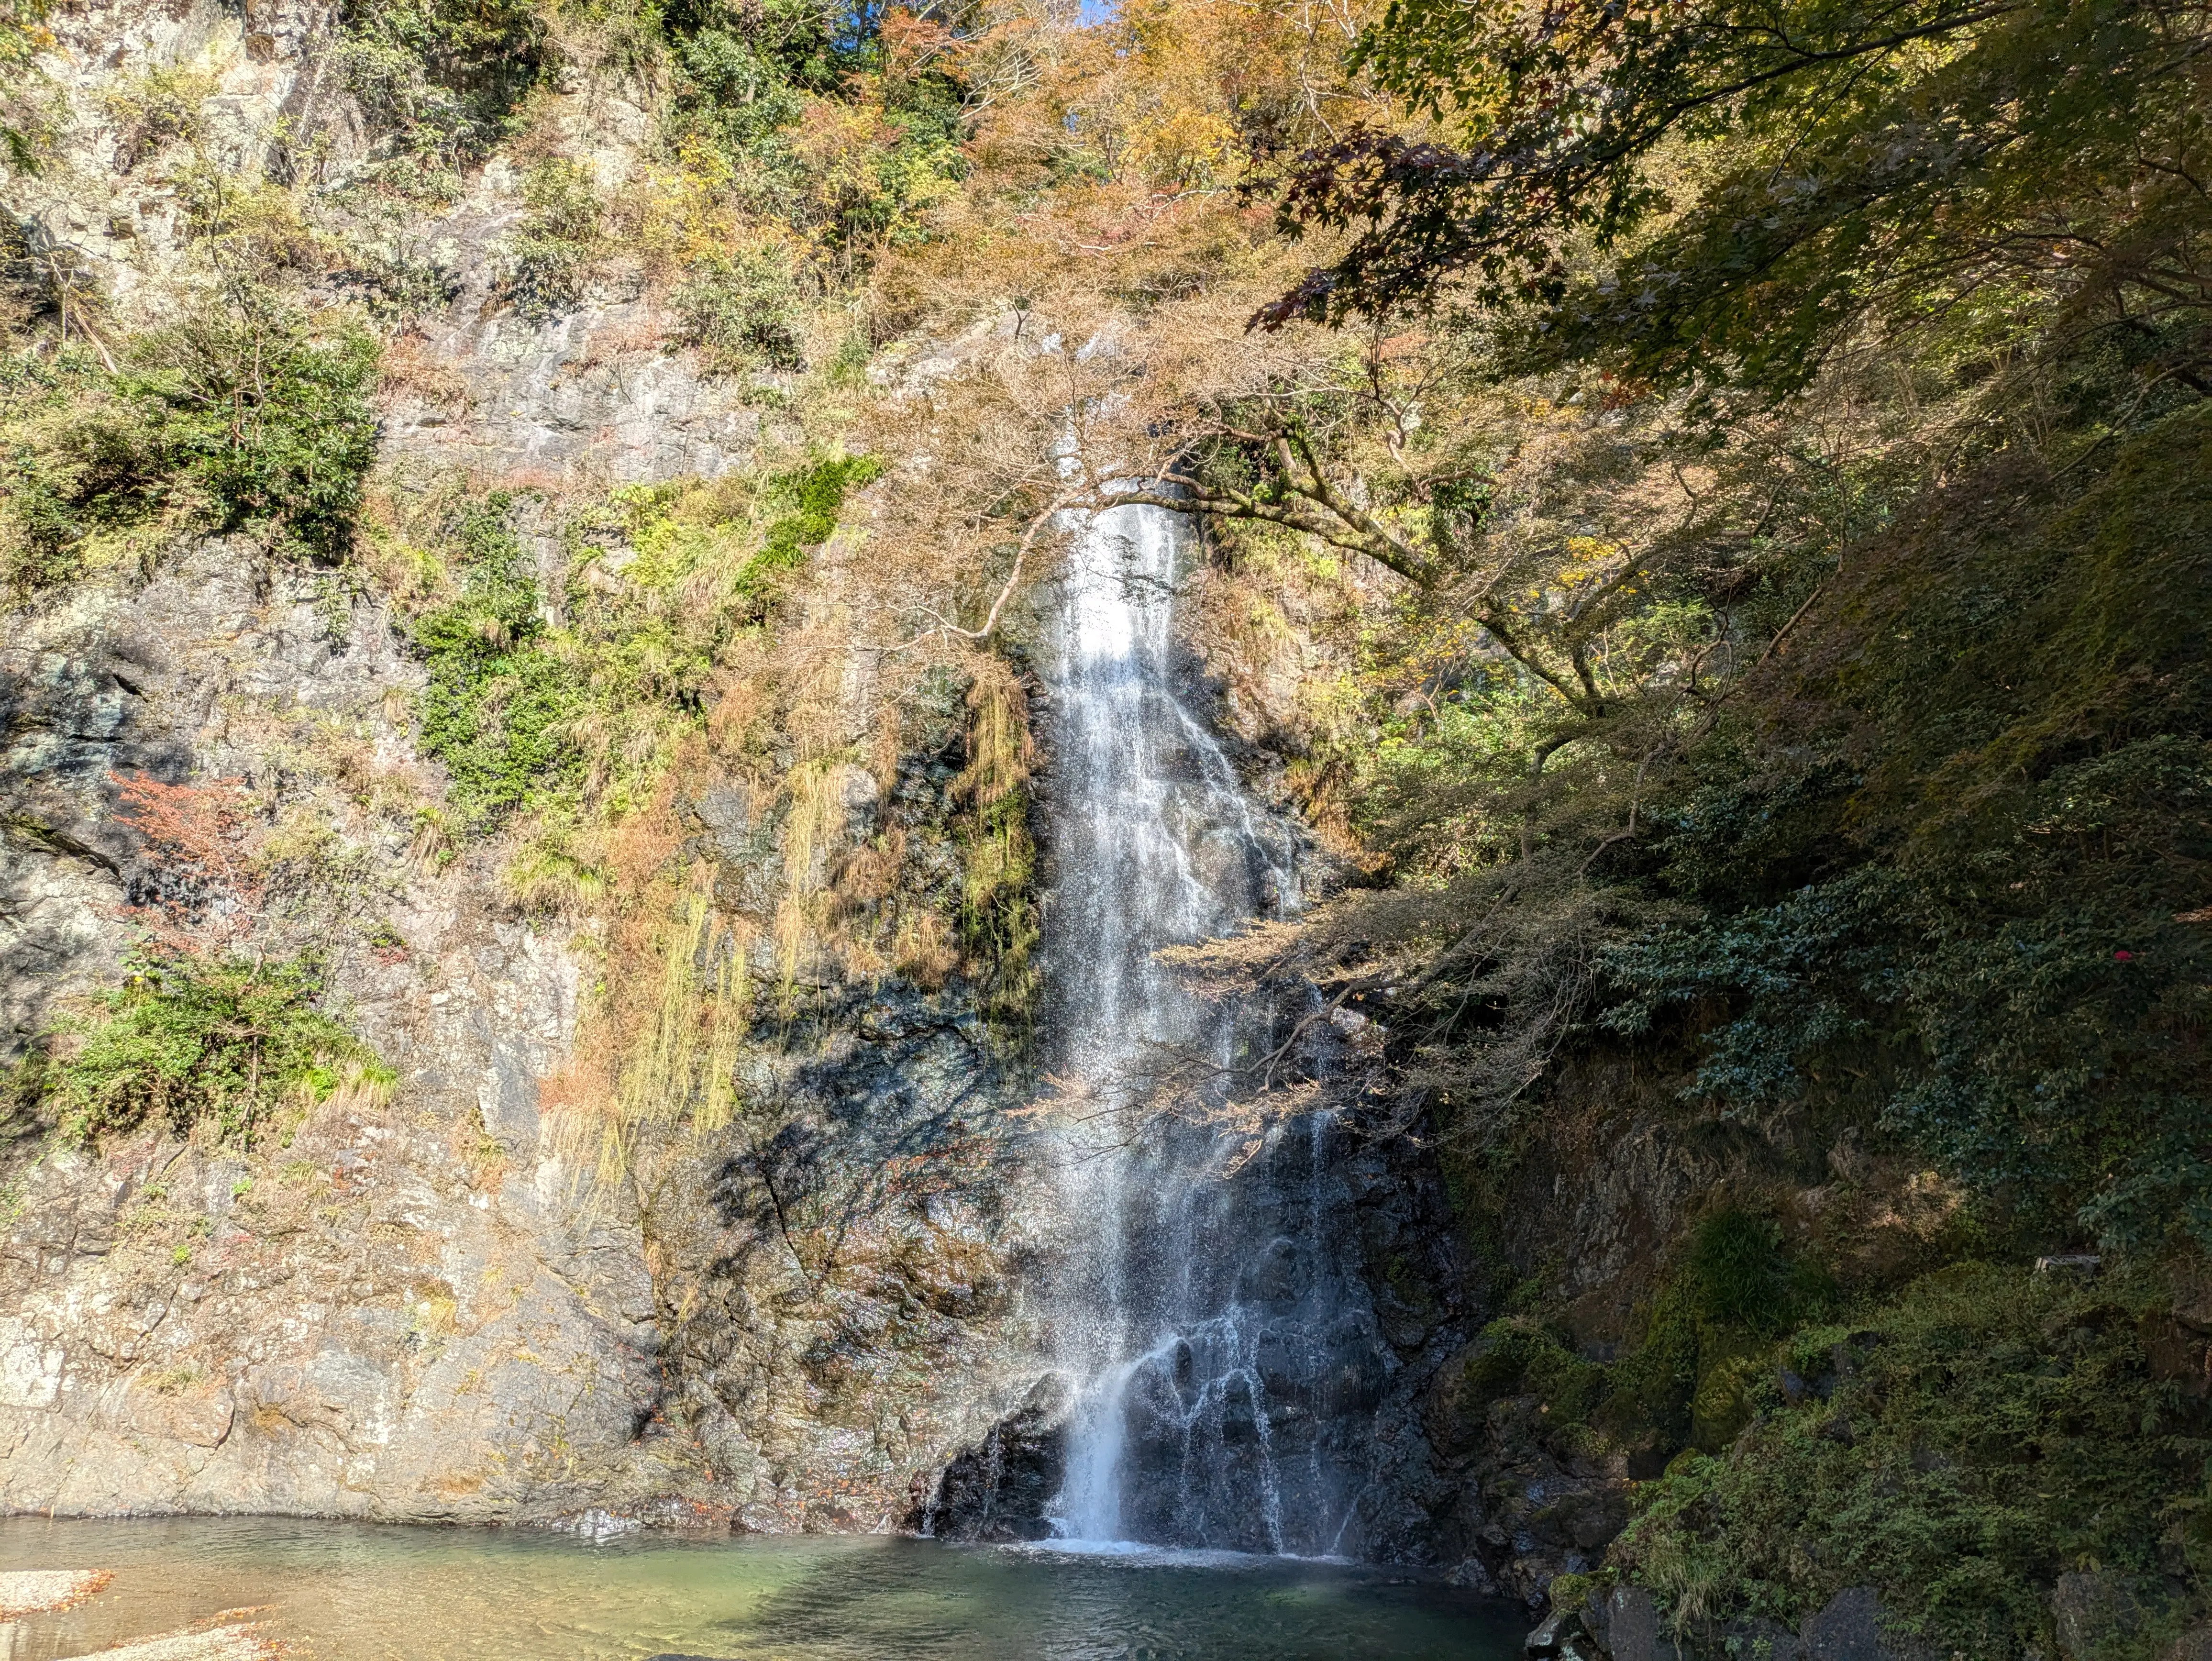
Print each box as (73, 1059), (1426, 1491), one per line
(0, 0), (1028, 1524)
(0, 531), (667, 1520)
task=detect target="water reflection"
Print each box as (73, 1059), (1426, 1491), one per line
(0, 1518), (1522, 1660)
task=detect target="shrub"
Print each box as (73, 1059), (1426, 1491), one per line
(0, 347), (164, 592)
(660, 3), (966, 261)
(0, 293), (379, 592)
(410, 491), (587, 830)
(673, 245), (806, 373)
(507, 159), (603, 321)
(334, 0), (547, 173)
(0, 0), (57, 175)
(338, 225), (464, 326)
(38, 947), (390, 1145)
(673, 26), (806, 145)
(100, 65), (212, 171)
(124, 298), (381, 557)
(1613, 1262), (2212, 1659)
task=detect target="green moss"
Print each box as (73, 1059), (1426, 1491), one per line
(958, 797), (1040, 1035)
(1547, 1570), (1612, 1617)
(31, 946), (389, 1146)
(1457, 1316), (1607, 1426)
(0, 1044), (48, 1143)
(1571, 1208), (1840, 1456)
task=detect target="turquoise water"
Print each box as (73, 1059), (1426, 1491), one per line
(0, 1518), (1526, 1659)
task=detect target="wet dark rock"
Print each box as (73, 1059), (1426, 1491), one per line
(1537, 1488), (1628, 1552)
(1059, 1101), (1464, 1561)
(1581, 1585), (1661, 1661)
(1526, 1607), (1580, 1655)
(2052, 1571), (2149, 1661)
(922, 1373), (1072, 1542)
(1237, 1236), (1301, 1306)
(1800, 1586), (1917, 1661)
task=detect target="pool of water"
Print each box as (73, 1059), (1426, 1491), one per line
(0, 1517), (1527, 1660)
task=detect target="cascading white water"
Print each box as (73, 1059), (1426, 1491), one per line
(1039, 498), (1382, 1555)
(1044, 495), (1281, 1542)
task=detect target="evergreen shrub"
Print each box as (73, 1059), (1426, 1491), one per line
(35, 947), (390, 1146)
(1616, 1262), (2212, 1658)
(0, 296), (379, 592)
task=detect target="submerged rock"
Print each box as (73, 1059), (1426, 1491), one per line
(0, 1568), (112, 1617)
(82, 1622), (279, 1659)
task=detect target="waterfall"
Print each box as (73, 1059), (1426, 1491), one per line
(1036, 498), (1385, 1558)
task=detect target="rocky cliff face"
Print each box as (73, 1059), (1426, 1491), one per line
(0, 510), (1053, 1525)
(0, 0), (1045, 1526)
(0, 532), (658, 1520)
(0, 466), (1059, 1523)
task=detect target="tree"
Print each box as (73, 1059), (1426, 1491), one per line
(1259, 0), (2212, 412)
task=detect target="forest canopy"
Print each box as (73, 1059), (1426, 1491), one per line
(1141, 0), (2212, 1256)
(1261, 0), (2212, 406)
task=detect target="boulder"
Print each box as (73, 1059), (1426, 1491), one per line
(1801, 1586), (1918, 1661)
(1582, 1584), (1667, 1661)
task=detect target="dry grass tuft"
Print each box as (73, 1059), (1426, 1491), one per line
(377, 332), (471, 412)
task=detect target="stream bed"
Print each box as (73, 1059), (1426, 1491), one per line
(0, 1517), (1524, 1659)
